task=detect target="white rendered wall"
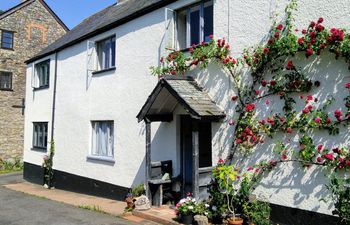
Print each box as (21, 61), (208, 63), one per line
(23, 0), (350, 216)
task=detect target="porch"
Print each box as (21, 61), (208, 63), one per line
(136, 76), (225, 205)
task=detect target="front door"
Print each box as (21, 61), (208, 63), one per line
(180, 116), (212, 196)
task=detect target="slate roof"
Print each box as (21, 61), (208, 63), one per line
(0, 0), (68, 32)
(27, 0), (176, 63)
(137, 77), (226, 122)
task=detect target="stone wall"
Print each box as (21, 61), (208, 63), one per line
(0, 0), (67, 160)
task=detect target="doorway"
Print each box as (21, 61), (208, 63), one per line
(180, 116), (212, 195)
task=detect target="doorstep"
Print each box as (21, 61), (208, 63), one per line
(133, 205), (181, 225)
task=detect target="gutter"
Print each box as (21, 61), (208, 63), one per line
(50, 52), (58, 140)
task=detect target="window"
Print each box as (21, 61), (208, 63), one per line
(35, 60), (50, 88)
(91, 121), (114, 158)
(1, 30), (14, 49)
(96, 36), (116, 71)
(0, 71), (12, 90)
(33, 122), (48, 150)
(176, 0), (213, 49)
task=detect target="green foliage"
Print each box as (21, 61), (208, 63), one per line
(78, 205), (105, 214)
(43, 141), (55, 187)
(131, 183), (145, 197)
(327, 174), (350, 225)
(0, 157), (23, 174)
(243, 200), (271, 225)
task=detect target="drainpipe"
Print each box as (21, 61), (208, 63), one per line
(50, 52), (58, 141)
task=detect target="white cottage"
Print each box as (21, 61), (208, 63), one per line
(24, 0), (350, 224)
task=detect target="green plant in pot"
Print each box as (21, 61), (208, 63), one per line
(175, 193), (197, 224)
(212, 160), (243, 225)
(243, 200), (271, 225)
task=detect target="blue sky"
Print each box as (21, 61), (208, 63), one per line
(0, 0), (117, 29)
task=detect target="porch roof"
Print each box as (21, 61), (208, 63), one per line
(137, 77), (226, 122)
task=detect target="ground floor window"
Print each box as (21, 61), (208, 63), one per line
(91, 121), (114, 157)
(33, 122), (48, 150)
(0, 71), (12, 90)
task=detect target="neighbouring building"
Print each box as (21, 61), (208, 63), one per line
(23, 1), (350, 225)
(0, 0), (68, 160)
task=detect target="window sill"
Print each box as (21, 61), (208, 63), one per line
(0, 88), (13, 92)
(0, 47), (14, 51)
(33, 86), (49, 91)
(31, 147), (47, 152)
(92, 67), (116, 75)
(87, 155), (115, 163)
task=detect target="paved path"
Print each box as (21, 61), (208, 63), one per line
(0, 172), (134, 225)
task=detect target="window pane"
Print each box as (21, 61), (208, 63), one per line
(190, 8), (200, 46)
(204, 3), (213, 42)
(1, 42), (12, 49)
(0, 72), (12, 89)
(177, 9), (187, 49)
(91, 121), (114, 157)
(3, 32), (13, 38)
(1, 31), (13, 48)
(104, 40), (111, 69)
(33, 125), (38, 147)
(111, 38), (116, 67)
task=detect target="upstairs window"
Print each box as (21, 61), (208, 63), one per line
(33, 122), (48, 150)
(35, 60), (50, 88)
(1, 30), (14, 49)
(0, 71), (12, 90)
(96, 36), (116, 71)
(91, 121), (114, 158)
(176, 0), (213, 49)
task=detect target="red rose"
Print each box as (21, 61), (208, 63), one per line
(317, 145), (323, 152)
(261, 80), (267, 87)
(218, 159), (224, 164)
(245, 103), (255, 111)
(326, 118), (332, 124)
(270, 80), (276, 86)
(281, 154), (287, 160)
(302, 108), (310, 114)
(286, 127), (293, 133)
(316, 24), (324, 32)
(298, 38), (304, 45)
(277, 24), (283, 30)
(345, 82), (350, 89)
(302, 29), (307, 34)
(310, 21), (316, 28)
(314, 117), (321, 123)
(225, 44), (231, 49)
(170, 70), (177, 75)
(317, 17), (324, 23)
(231, 96), (238, 101)
(307, 105), (313, 110)
(209, 34), (213, 39)
(274, 32), (280, 38)
(334, 109), (343, 118)
(324, 153), (334, 161)
(267, 117), (275, 125)
(236, 138), (242, 144)
(259, 119), (266, 125)
(286, 60), (295, 70)
(263, 48), (270, 54)
(305, 48), (313, 57)
(268, 38), (274, 45)
(192, 60), (198, 65)
(317, 157), (323, 163)
(309, 31), (316, 38)
(247, 167), (253, 171)
(255, 90), (261, 95)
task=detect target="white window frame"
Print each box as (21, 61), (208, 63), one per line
(32, 122), (48, 150)
(96, 36), (116, 71)
(34, 59), (50, 89)
(89, 121), (115, 162)
(175, 0), (213, 49)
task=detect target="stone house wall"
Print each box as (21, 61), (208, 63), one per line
(0, 0), (67, 160)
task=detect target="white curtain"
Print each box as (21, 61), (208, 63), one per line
(92, 122), (114, 157)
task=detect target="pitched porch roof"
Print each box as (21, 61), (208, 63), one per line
(137, 77), (226, 122)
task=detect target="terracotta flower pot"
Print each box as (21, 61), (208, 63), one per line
(227, 217), (244, 225)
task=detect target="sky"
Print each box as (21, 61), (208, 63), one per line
(0, 0), (117, 29)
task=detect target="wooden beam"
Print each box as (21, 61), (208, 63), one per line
(192, 122), (199, 199)
(146, 114), (173, 122)
(145, 121), (152, 200)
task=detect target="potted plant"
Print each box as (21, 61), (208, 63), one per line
(175, 193), (197, 224)
(243, 200), (271, 225)
(212, 160), (243, 225)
